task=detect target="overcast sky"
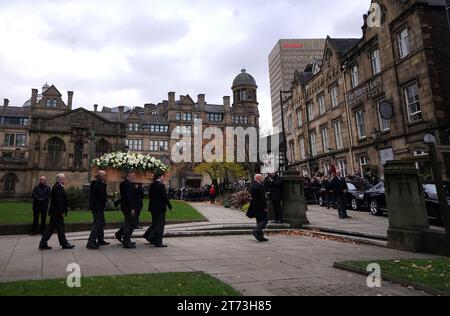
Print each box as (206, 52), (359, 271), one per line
(0, 0), (370, 131)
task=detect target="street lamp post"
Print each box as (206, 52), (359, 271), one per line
(279, 90), (292, 173)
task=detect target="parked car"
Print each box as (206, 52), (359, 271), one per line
(363, 181), (450, 224)
(362, 182), (387, 216)
(423, 183), (450, 224)
(318, 180), (372, 211)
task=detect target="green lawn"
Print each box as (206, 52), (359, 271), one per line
(338, 258), (450, 294)
(0, 200), (205, 224)
(0, 272), (240, 296)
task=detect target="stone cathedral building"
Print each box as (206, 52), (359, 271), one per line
(0, 70), (260, 199)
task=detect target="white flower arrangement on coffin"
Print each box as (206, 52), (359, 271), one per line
(92, 152), (169, 174)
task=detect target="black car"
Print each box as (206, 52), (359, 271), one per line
(318, 180), (373, 211)
(363, 181), (450, 224)
(362, 182), (387, 216)
(423, 183), (450, 224)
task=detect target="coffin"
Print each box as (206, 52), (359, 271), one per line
(91, 167), (154, 183)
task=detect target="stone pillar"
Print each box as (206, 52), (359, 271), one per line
(385, 161), (429, 252)
(282, 170), (309, 228)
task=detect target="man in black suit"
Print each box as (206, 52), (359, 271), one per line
(133, 183), (145, 229)
(335, 171), (352, 219)
(86, 170), (110, 250)
(248, 174), (269, 242)
(265, 172), (284, 224)
(115, 171), (137, 249)
(39, 173), (75, 250)
(143, 172), (172, 247)
(31, 176), (51, 235)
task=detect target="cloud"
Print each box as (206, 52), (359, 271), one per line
(0, 0), (370, 130)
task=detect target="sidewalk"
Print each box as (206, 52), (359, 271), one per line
(0, 203), (438, 296)
(0, 233), (434, 296)
(306, 205), (389, 239)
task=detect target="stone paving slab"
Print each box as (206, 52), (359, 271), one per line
(0, 233), (435, 296)
(306, 204), (444, 239)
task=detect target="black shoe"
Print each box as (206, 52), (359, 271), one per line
(98, 241), (110, 246)
(344, 215), (352, 219)
(115, 233), (123, 243)
(86, 243), (100, 250)
(136, 226), (143, 230)
(124, 244), (136, 249)
(39, 245), (52, 250)
(62, 244), (75, 250)
(154, 244), (168, 248)
(260, 238), (269, 242)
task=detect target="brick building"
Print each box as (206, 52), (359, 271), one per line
(285, 0), (450, 181)
(0, 70), (259, 199)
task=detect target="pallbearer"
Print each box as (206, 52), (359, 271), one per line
(39, 173), (75, 250)
(115, 171), (137, 249)
(86, 170), (110, 250)
(143, 172), (172, 248)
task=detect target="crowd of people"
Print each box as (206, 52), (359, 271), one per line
(302, 168), (379, 219)
(34, 170), (172, 251)
(175, 180), (250, 203)
(29, 167), (377, 250)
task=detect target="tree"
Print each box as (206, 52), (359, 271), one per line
(194, 162), (246, 188)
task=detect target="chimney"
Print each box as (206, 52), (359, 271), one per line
(94, 104), (98, 112)
(168, 92), (175, 108)
(3, 99), (9, 107)
(31, 89), (38, 108)
(179, 95), (185, 102)
(118, 106), (125, 121)
(223, 96), (231, 108)
(197, 94), (205, 106)
(68, 91), (73, 110)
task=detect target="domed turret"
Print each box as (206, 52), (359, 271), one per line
(42, 82), (50, 93)
(231, 69), (258, 106)
(232, 69), (257, 88)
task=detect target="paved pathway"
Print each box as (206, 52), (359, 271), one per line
(188, 203), (254, 224)
(0, 203), (439, 296)
(306, 204), (445, 239)
(306, 205), (389, 238)
(65, 202), (259, 241)
(0, 234), (434, 296)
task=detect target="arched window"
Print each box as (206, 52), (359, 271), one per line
(96, 139), (111, 158)
(2, 173), (17, 193)
(46, 137), (65, 168)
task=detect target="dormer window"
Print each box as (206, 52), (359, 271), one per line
(128, 123), (139, 132)
(46, 99), (57, 108)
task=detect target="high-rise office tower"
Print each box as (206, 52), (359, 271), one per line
(269, 39), (326, 128)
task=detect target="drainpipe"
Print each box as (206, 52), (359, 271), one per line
(342, 66), (356, 174)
